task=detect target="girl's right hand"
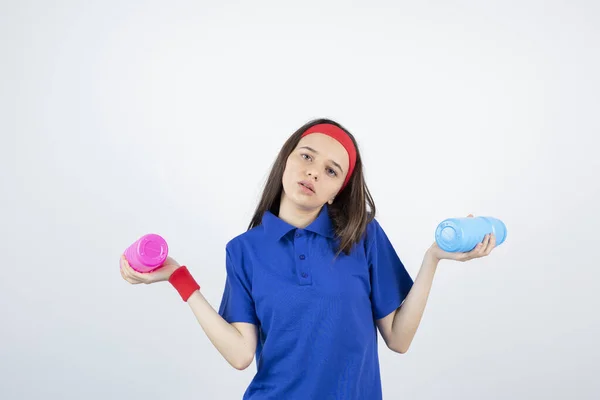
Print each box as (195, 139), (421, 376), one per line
(120, 254), (181, 285)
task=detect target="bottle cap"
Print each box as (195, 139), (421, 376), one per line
(435, 220), (462, 252)
(137, 233), (168, 267)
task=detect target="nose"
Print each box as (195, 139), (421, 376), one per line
(307, 169), (318, 181)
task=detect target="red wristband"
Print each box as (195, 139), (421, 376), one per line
(168, 266), (200, 302)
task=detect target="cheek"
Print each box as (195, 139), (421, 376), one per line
(282, 159), (296, 183)
(315, 177), (339, 198)
(284, 158), (300, 176)
(324, 183), (341, 199)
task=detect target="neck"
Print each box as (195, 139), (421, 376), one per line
(278, 193), (321, 229)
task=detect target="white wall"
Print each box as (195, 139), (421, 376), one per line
(2, 1), (599, 399)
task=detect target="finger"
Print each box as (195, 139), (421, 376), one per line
(121, 255), (137, 276)
(481, 234), (494, 256)
(454, 246), (475, 261)
(126, 268), (146, 284)
(478, 235), (490, 256)
(120, 256), (134, 276)
(460, 251), (472, 261)
(467, 214), (474, 218)
(120, 266), (142, 284)
(484, 234), (496, 255)
(121, 256), (145, 283)
(128, 267), (149, 283)
(121, 265), (141, 284)
(467, 243), (482, 260)
(126, 265), (151, 284)
(483, 233), (490, 247)
(119, 258), (131, 279)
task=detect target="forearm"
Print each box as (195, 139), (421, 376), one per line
(186, 290), (254, 369)
(390, 249), (439, 353)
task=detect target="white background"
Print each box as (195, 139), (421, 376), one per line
(2, 1), (599, 399)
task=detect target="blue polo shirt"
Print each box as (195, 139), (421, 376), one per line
(218, 205), (414, 399)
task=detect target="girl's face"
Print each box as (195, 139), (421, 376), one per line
(281, 133), (350, 210)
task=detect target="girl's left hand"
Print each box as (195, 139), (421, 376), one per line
(427, 214), (497, 262)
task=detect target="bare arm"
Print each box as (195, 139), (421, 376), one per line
(376, 250), (439, 354)
(185, 290), (258, 370)
(377, 232), (496, 353)
(119, 256), (257, 370)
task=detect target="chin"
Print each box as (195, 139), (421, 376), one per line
(282, 187), (322, 210)
(292, 194), (320, 209)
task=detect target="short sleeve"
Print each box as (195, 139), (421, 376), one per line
(366, 219), (414, 320)
(217, 243), (259, 325)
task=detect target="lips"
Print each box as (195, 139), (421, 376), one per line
(298, 181), (315, 193)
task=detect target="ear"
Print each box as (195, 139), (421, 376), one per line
(328, 197), (335, 205)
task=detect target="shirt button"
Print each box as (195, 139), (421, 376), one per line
(299, 254), (305, 260)
(301, 272), (308, 278)
(295, 233), (301, 238)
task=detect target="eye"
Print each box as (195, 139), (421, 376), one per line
(326, 167), (338, 177)
(301, 153), (312, 161)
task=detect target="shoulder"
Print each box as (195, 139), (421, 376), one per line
(364, 215), (384, 241)
(225, 224), (266, 256)
(222, 226), (265, 278)
(363, 216), (393, 255)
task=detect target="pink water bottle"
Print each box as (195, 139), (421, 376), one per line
(123, 233), (169, 273)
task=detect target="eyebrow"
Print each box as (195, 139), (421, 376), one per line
(299, 146), (344, 174)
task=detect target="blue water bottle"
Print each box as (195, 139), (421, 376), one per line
(435, 216), (507, 253)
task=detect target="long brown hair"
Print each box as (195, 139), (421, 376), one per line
(248, 118), (376, 255)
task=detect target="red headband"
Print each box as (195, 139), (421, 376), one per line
(300, 123), (356, 190)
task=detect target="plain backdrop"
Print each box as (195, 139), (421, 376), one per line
(1, 1), (599, 399)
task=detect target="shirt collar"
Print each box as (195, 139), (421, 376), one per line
(262, 204), (335, 241)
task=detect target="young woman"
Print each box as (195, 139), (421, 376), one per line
(120, 118), (496, 399)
